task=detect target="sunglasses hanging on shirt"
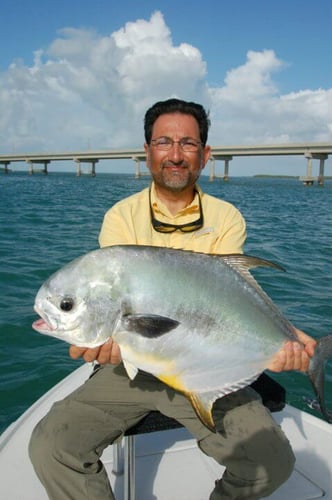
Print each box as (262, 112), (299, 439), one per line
(149, 188), (204, 233)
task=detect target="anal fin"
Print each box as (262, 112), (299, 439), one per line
(187, 392), (217, 433)
(157, 375), (218, 433)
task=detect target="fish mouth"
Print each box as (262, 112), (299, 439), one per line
(32, 318), (54, 333)
(32, 306), (56, 334)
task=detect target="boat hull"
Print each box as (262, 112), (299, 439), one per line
(1, 364), (331, 499)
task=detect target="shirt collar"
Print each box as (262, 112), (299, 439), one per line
(150, 182), (201, 217)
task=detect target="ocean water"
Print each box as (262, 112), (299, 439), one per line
(0, 171), (331, 434)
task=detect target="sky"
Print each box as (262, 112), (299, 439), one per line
(1, 0), (331, 176)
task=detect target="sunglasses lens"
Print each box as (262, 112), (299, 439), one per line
(153, 224), (177, 233)
(180, 222), (202, 232)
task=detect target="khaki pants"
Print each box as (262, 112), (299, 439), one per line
(29, 364), (295, 499)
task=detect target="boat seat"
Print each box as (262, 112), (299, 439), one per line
(112, 411), (183, 500)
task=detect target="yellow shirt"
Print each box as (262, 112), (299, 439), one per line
(99, 183), (246, 254)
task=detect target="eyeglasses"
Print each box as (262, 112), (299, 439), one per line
(150, 136), (202, 152)
(149, 188), (204, 233)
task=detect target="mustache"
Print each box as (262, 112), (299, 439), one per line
(161, 160), (189, 168)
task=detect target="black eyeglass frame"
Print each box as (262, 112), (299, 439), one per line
(149, 188), (204, 233)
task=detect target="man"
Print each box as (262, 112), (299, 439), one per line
(29, 98), (316, 499)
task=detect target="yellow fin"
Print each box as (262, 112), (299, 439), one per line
(157, 373), (187, 393)
(187, 392), (216, 432)
(158, 373), (216, 432)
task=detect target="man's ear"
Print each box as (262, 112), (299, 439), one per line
(144, 143), (151, 169)
(202, 145), (211, 169)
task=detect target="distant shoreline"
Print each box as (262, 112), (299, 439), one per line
(253, 174), (332, 180)
(254, 174), (298, 179)
(1, 169), (331, 180)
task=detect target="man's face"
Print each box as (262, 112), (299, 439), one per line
(144, 112), (211, 192)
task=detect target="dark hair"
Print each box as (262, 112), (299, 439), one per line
(144, 98), (210, 146)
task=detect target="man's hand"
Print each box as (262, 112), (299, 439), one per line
(69, 339), (122, 365)
(268, 328), (317, 373)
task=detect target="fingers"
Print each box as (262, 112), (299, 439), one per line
(69, 345), (88, 359)
(96, 340), (122, 365)
(68, 340), (122, 365)
(69, 345), (101, 362)
(294, 328), (317, 357)
(284, 341), (309, 372)
(268, 341), (310, 373)
(268, 328), (317, 374)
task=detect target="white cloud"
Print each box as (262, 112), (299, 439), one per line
(0, 10), (331, 167)
(208, 50), (332, 145)
(218, 49), (284, 100)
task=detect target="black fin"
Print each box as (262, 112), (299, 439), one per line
(308, 333), (332, 423)
(122, 314), (179, 338)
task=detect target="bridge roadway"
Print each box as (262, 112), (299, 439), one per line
(1, 142), (331, 184)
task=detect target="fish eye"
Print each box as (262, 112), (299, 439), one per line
(60, 297), (74, 312)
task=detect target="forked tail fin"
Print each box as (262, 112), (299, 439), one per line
(308, 334), (332, 423)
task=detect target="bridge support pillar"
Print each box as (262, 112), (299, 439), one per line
(209, 157), (215, 181)
(300, 154), (315, 185)
(27, 160), (34, 175)
(26, 159), (50, 174)
(133, 157), (141, 178)
(75, 159), (81, 176)
(317, 154), (328, 185)
(209, 155), (233, 181)
(74, 158), (97, 176)
(42, 161), (49, 174)
(223, 158), (231, 181)
(91, 160), (97, 177)
(0, 161), (10, 173)
(300, 153), (328, 186)
(209, 156), (233, 181)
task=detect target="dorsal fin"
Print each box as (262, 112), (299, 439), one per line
(220, 254), (284, 274)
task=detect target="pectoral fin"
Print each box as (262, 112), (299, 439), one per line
(121, 314), (179, 338)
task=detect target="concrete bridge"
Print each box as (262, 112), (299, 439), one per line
(209, 143), (332, 185)
(1, 142), (331, 184)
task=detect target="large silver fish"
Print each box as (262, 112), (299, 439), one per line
(32, 245), (332, 429)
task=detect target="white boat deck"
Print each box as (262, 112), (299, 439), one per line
(1, 363), (331, 499)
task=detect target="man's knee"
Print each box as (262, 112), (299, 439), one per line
(263, 434), (295, 492)
(199, 399), (296, 499)
(29, 400), (87, 475)
(28, 403), (117, 500)
(207, 436), (295, 499)
(29, 399), (124, 472)
(29, 413), (56, 477)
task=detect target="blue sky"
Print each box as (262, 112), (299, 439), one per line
(1, 0), (331, 176)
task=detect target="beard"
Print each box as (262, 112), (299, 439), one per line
(153, 161), (201, 192)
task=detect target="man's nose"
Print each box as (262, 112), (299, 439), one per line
(167, 141), (183, 161)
